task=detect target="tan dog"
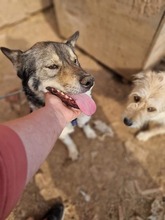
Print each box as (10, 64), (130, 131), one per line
(123, 70), (165, 141)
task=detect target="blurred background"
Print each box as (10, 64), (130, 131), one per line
(1, 1), (165, 219)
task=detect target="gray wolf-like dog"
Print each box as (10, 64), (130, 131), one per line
(1, 31), (96, 160)
(123, 67), (165, 141)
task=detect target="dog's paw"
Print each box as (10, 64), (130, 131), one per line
(83, 124), (97, 139)
(68, 149), (79, 161)
(85, 129), (97, 139)
(136, 132), (150, 141)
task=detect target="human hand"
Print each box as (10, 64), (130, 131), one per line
(45, 93), (81, 124)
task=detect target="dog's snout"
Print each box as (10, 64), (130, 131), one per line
(123, 117), (133, 126)
(80, 75), (94, 89)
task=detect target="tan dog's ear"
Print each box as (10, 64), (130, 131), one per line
(65, 31), (79, 48)
(133, 72), (145, 80)
(1, 47), (23, 66)
(132, 72), (146, 85)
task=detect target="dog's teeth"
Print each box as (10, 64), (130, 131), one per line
(65, 95), (69, 99)
(61, 92), (65, 95)
(69, 97), (72, 100)
(57, 89), (60, 92)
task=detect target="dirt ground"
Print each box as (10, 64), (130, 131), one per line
(1, 8), (165, 220)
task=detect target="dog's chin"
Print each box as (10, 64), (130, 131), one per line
(129, 124), (140, 129)
(129, 122), (146, 129)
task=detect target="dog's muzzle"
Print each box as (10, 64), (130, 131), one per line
(123, 117), (133, 126)
(80, 75), (94, 89)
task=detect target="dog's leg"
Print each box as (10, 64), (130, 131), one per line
(59, 125), (79, 160)
(77, 114), (96, 139)
(82, 124), (97, 139)
(60, 135), (79, 161)
(136, 126), (165, 141)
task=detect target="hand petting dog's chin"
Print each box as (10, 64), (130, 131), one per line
(46, 86), (96, 116)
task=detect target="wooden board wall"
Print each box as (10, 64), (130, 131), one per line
(54, 0), (165, 79)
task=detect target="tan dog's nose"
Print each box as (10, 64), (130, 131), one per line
(123, 117), (133, 126)
(80, 75), (94, 89)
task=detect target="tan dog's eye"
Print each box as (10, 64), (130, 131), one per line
(147, 107), (156, 112)
(134, 95), (141, 102)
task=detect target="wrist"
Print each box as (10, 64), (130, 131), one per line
(44, 104), (67, 130)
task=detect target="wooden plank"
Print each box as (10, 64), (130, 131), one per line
(144, 13), (165, 70)
(54, 0), (165, 79)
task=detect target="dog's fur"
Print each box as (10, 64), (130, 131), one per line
(1, 31), (96, 160)
(123, 66), (165, 141)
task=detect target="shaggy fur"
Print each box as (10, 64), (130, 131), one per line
(123, 69), (165, 141)
(1, 32), (96, 160)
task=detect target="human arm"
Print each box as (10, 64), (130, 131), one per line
(4, 93), (80, 182)
(0, 93), (80, 220)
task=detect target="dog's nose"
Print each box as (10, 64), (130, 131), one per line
(80, 75), (94, 89)
(123, 117), (133, 126)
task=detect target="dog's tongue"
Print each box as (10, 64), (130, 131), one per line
(70, 93), (96, 116)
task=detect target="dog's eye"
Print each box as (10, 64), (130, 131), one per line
(47, 64), (59, 70)
(147, 107), (156, 112)
(74, 58), (78, 65)
(134, 95), (141, 102)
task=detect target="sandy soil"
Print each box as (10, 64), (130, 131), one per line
(1, 8), (165, 220)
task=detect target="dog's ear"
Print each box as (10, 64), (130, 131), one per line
(132, 72), (145, 81)
(1, 47), (23, 66)
(65, 31), (79, 48)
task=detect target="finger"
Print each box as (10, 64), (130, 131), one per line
(71, 108), (81, 116)
(45, 92), (63, 105)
